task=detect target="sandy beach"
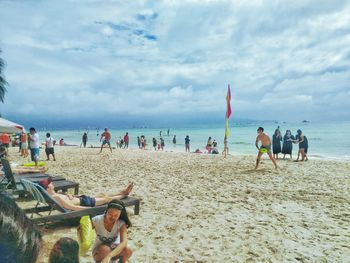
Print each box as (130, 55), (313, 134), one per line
(6, 146), (350, 262)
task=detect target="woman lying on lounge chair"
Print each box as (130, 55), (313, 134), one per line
(38, 177), (134, 211)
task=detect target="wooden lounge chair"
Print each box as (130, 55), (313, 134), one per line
(21, 179), (140, 225)
(1, 158), (79, 195)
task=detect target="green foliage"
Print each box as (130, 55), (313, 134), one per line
(0, 48), (8, 102)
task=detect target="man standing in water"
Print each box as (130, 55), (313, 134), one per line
(99, 128), (112, 153)
(255, 127), (277, 169)
(81, 132), (88, 148)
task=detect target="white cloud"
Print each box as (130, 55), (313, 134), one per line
(0, 0), (349, 124)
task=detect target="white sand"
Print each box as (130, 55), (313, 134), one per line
(6, 146), (350, 262)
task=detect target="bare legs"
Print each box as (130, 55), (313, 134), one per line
(94, 183), (134, 206)
(99, 143), (113, 153)
(93, 245), (132, 263)
(295, 149), (307, 162)
(255, 152), (278, 169)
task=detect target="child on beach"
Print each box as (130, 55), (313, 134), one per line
(49, 237), (79, 263)
(20, 131), (28, 157)
(45, 133), (56, 161)
(255, 127), (278, 169)
(211, 141), (219, 154)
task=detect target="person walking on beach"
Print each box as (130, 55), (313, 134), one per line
(29, 127), (40, 166)
(123, 132), (129, 149)
(173, 135), (176, 145)
(45, 133), (56, 161)
(185, 135), (190, 152)
(100, 128), (112, 153)
(82, 132), (88, 148)
(272, 128), (282, 159)
(281, 130), (294, 159)
(255, 127), (277, 169)
(292, 129), (309, 162)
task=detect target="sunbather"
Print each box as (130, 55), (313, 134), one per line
(38, 177), (134, 211)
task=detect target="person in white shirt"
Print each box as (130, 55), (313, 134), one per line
(92, 200), (133, 263)
(45, 133), (56, 161)
(29, 127), (40, 166)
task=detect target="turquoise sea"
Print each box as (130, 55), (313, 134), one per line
(34, 121), (350, 161)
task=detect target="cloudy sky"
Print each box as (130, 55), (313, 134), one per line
(0, 0), (349, 127)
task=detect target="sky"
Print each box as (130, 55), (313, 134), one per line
(0, 0), (349, 128)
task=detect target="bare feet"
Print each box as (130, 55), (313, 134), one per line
(122, 182), (134, 195)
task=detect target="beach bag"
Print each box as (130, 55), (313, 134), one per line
(77, 215), (94, 255)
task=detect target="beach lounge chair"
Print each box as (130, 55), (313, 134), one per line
(1, 158), (79, 195)
(21, 179), (140, 225)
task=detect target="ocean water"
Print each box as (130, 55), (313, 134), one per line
(34, 121), (350, 161)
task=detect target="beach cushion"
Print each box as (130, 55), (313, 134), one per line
(78, 215), (94, 255)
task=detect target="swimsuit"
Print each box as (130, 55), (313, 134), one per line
(102, 140), (111, 145)
(79, 195), (96, 207)
(260, 145), (271, 154)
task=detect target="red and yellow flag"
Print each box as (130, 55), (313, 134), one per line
(225, 85), (231, 138)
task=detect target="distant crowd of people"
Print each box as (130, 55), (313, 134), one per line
(0, 128), (58, 164)
(2, 126), (309, 171)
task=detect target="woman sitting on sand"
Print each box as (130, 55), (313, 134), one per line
(92, 200), (133, 263)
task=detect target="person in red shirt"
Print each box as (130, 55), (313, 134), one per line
(1, 133), (10, 147)
(123, 132), (129, 149)
(100, 128), (112, 153)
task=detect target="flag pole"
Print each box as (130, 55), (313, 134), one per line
(223, 84), (231, 158)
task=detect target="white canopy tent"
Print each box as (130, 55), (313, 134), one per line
(0, 117), (25, 133)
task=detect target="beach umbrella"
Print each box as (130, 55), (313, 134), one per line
(0, 117), (24, 133)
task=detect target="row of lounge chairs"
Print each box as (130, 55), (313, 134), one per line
(0, 158), (140, 225)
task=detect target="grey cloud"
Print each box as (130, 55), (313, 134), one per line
(0, 0), (349, 124)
